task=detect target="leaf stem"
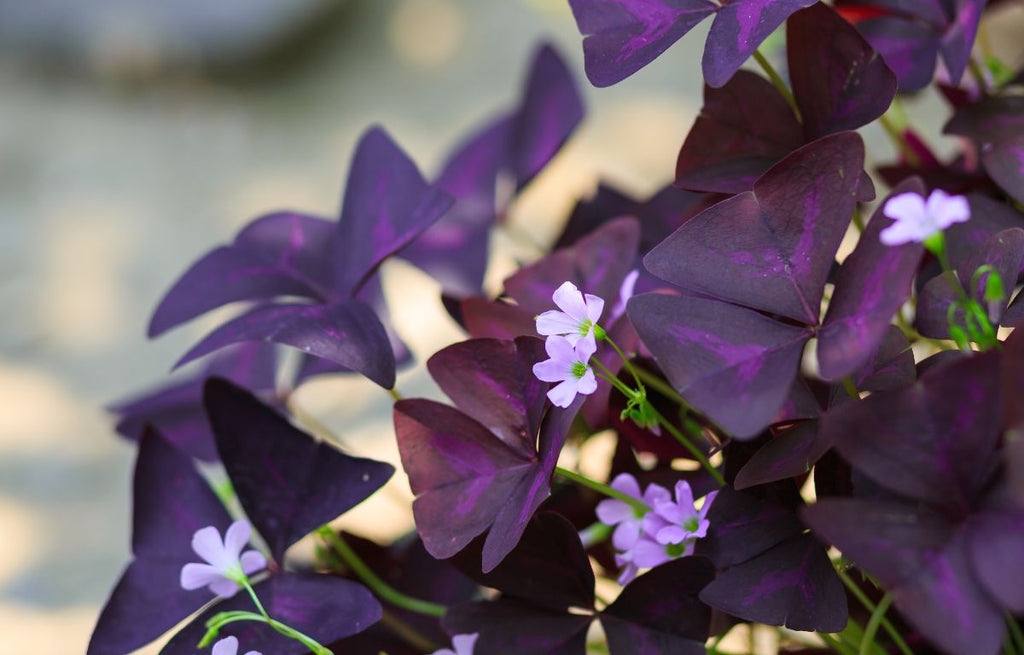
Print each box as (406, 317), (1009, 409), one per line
(752, 49), (801, 122)
(554, 466), (651, 513)
(647, 404), (726, 487)
(835, 567), (913, 655)
(388, 387), (404, 401)
(860, 593), (892, 655)
(317, 527), (447, 617)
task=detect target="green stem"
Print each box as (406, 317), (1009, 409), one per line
(1007, 614), (1024, 654)
(841, 377), (859, 400)
(632, 366), (686, 407)
(647, 405), (726, 487)
(579, 521), (614, 548)
(968, 56), (992, 95)
(852, 206), (865, 233)
(318, 527), (447, 617)
(237, 579), (331, 654)
(591, 360), (638, 398)
(877, 114), (920, 167)
(554, 466), (651, 513)
(600, 333), (645, 392)
(836, 567), (913, 655)
(379, 608), (442, 653)
(388, 387), (404, 401)
(860, 593), (893, 655)
(240, 578), (270, 619)
(752, 49), (801, 121)
(821, 631), (859, 655)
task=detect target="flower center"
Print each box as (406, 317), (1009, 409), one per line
(571, 361), (589, 379)
(683, 517), (699, 533)
(578, 319), (593, 336)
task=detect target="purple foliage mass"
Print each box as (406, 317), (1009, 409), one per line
(95, 8), (1024, 655)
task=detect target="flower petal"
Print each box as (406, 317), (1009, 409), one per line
(596, 498), (633, 525)
(927, 189), (970, 229)
(552, 281), (589, 319)
(673, 480), (695, 509)
(536, 310), (583, 338)
(612, 521), (643, 551)
(547, 378), (579, 407)
(209, 576), (242, 599)
(575, 368), (597, 395)
(223, 519), (252, 561)
(533, 358), (571, 383)
(191, 525), (227, 568)
(883, 193), (926, 224)
(212, 636), (239, 655)
(453, 633), (479, 655)
(180, 563), (223, 591)
(240, 549), (267, 576)
(609, 473), (642, 498)
(583, 293), (605, 324)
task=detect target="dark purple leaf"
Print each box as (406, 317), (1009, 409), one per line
(675, 71), (803, 194)
(694, 487), (804, 568)
(462, 297), (538, 340)
(649, 133), (866, 325)
(161, 573), (381, 654)
(803, 499), (1004, 655)
(600, 558), (714, 655)
(203, 378), (395, 563)
(945, 194), (1024, 272)
(628, 293), (812, 439)
(568, 0), (717, 88)
(855, 16), (940, 92)
(443, 598), (592, 655)
(822, 350), (1001, 512)
(510, 43), (586, 188)
(968, 498), (1024, 613)
(395, 364), (581, 571)
(88, 430), (231, 655)
(917, 228), (1024, 338)
(945, 96), (1024, 205)
(175, 299), (396, 389)
(332, 126), (453, 295)
(111, 343), (279, 461)
(817, 179), (925, 381)
(787, 3), (897, 140)
(451, 512), (595, 611)
(700, 0), (816, 88)
(428, 337), (548, 457)
(734, 421), (829, 490)
(698, 533), (847, 632)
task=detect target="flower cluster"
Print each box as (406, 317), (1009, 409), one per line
(596, 474), (716, 585)
(532, 281), (605, 407)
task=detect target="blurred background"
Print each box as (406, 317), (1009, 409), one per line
(1, 0), (1022, 652)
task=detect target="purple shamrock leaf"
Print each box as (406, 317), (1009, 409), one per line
(444, 597), (592, 655)
(401, 43), (583, 296)
(787, 3), (897, 140)
(568, 0), (814, 89)
(675, 71), (803, 194)
(839, 0), (984, 91)
(816, 179), (925, 380)
(89, 430), (234, 655)
(110, 343), (278, 461)
(394, 337), (581, 571)
(945, 96), (1024, 206)
(804, 345), (1024, 654)
(694, 487), (804, 569)
(161, 573), (381, 655)
(600, 557), (714, 655)
(651, 133), (866, 325)
(203, 377), (395, 563)
(944, 194), (1024, 271)
(150, 126), (451, 388)
(176, 299), (395, 388)
(698, 533), (847, 632)
(627, 293), (813, 439)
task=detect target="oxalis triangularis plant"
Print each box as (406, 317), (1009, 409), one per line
(89, 1), (1024, 654)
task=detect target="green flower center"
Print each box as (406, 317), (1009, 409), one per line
(578, 319), (593, 336)
(571, 362), (589, 379)
(684, 517), (699, 533)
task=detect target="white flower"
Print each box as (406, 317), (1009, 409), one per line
(532, 335), (598, 407)
(536, 281), (605, 346)
(180, 520), (267, 598)
(880, 189), (970, 245)
(432, 633), (478, 655)
(212, 636), (261, 655)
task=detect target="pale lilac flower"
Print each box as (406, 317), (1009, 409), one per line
(880, 189), (970, 245)
(595, 473), (669, 551)
(431, 633), (478, 655)
(212, 636), (261, 655)
(180, 520), (267, 598)
(536, 281), (604, 346)
(614, 534), (674, 585)
(532, 335), (598, 407)
(642, 482), (717, 556)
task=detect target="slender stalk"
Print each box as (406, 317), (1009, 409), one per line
(860, 593), (893, 655)
(752, 49), (801, 121)
(379, 608), (442, 653)
(579, 521), (613, 548)
(388, 387), (404, 401)
(1007, 614), (1024, 654)
(632, 366), (687, 407)
(318, 527), (448, 617)
(601, 333), (645, 392)
(240, 579), (270, 619)
(836, 567), (913, 655)
(877, 114), (920, 167)
(647, 404), (726, 486)
(237, 579), (331, 654)
(968, 56), (992, 95)
(554, 466), (651, 513)
(820, 632), (857, 655)
(841, 377), (859, 400)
